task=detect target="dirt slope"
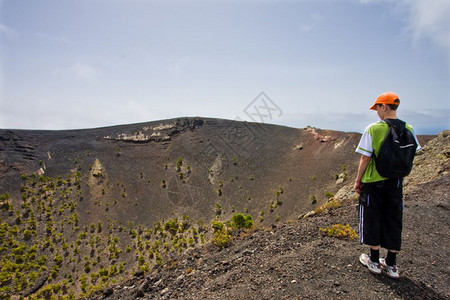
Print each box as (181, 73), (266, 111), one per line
(87, 173), (449, 300)
(85, 130), (450, 300)
(0, 117), (362, 226)
(0, 119), (447, 299)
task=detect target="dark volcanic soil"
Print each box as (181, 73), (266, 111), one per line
(1, 120), (447, 299)
(88, 174), (450, 300)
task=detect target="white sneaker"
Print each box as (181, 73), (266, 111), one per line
(380, 258), (400, 279)
(359, 253), (382, 275)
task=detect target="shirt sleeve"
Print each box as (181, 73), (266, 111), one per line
(356, 125), (373, 157)
(406, 123), (422, 151)
(411, 128), (422, 151)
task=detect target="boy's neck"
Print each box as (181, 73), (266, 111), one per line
(382, 111), (397, 120)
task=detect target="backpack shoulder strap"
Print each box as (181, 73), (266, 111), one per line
(384, 119), (406, 137)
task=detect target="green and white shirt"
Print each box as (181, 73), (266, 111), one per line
(355, 120), (421, 183)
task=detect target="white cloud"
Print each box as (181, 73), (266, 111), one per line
(385, 0), (450, 68)
(404, 0), (450, 50)
(167, 55), (191, 77)
(0, 24), (18, 39)
(299, 24), (313, 33)
(69, 63), (102, 81)
(299, 13), (322, 33)
(35, 32), (74, 45)
(354, 0), (450, 62)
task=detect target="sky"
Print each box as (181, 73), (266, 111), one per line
(0, 0), (449, 134)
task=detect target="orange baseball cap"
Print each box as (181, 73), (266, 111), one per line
(369, 91), (400, 110)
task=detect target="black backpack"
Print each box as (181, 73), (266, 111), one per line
(374, 119), (418, 178)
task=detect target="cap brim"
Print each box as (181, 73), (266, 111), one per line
(369, 103), (377, 110)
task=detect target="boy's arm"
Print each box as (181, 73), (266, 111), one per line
(354, 155), (371, 194)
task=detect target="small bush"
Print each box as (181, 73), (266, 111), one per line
(212, 228), (231, 249)
(23, 229), (33, 240)
(214, 203), (222, 215)
(211, 221), (224, 232)
(320, 224), (357, 240)
(325, 192), (334, 199)
(164, 219), (179, 235)
(80, 273), (88, 293)
(230, 213), (253, 229)
(176, 157), (183, 171)
(314, 198), (342, 214)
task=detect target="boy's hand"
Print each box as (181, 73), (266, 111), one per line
(354, 180), (363, 194)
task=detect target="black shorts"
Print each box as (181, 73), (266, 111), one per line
(358, 178), (403, 251)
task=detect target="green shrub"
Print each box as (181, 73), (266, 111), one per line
(90, 272), (99, 284)
(37, 255), (47, 266)
(84, 262), (91, 273)
(0, 194), (12, 212)
(212, 228), (231, 249)
(0, 192), (10, 202)
(230, 213), (253, 229)
(37, 284), (54, 299)
(137, 255), (145, 265)
(155, 252), (162, 265)
(200, 233), (205, 244)
(214, 203), (222, 215)
(319, 224), (357, 240)
(325, 192), (334, 199)
(23, 230), (33, 240)
(99, 268), (109, 277)
(314, 198), (342, 214)
(211, 221), (224, 232)
(176, 157), (183, 171)
(54, 253), (63, 266)
(164, 219), (179, 235)
(80, 273), (88, 293)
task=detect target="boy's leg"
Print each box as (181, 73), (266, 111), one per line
(380, 250), (400, 279)
(358, 182), (384, 275)
(381, 178), (403, 251)
(385, 250), (397, 266)
(370, 246), (380, 263)
(358, 182), (383, 247)
(379, 178), (402, 279)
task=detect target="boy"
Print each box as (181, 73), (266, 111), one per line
(354, 91), (420, 279)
